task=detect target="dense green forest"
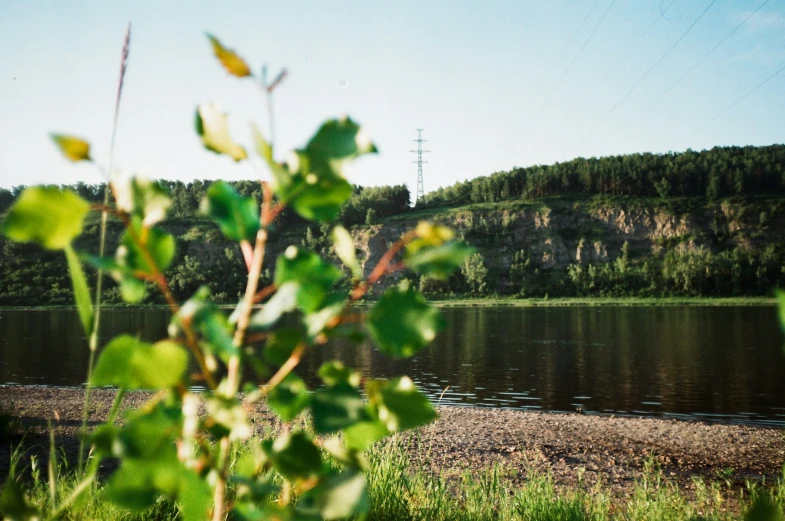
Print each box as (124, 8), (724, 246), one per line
(420, 144), (785, 206)
(0, 181), (410, 227)
(2, 144), (785, 305)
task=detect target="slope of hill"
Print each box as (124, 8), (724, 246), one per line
(2, 143), (785, 305)
(2, 192), (784, 306)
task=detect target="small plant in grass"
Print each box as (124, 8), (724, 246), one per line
(0, 33), (472, 520)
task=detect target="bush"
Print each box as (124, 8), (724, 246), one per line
(0, 32), (473, 521)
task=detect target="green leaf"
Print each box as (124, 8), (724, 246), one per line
(303, 294), (345, 340)
(120, 277), (147, 304)
(275, 151), (354, 223)
(332, 225), (361, 278)
(404, 241), (475, 278)
(275, 246), (342, 312)
(262, 328), (302, 366)
(405, 222), (473, 277)
(367, 285), (445, 358)
(117, 220), (176, 275)
(412, 221), (455, 245)
(0, 477), (39, 521)
(65, 245), (94, 339)
(195, 103), (248, 161)
(201, 180), (260, 242)
(174, 295), (238, 363)
(250, 282), (299, 331)
(85, 252), (150, 304)
(105, 458), (211, 521)
(309, 471), (369, 521)
(115, 403), (183, 459)
(207, 33), (252, 78)
(92, 335), (188, 390)
(251, 122), (273, 163)
(369, 376), (437, 432)
(1, 186), (89, 250)
(104, 460), (159, 511)
(317, 361), (361, 388)
(745, 494), (784, 521)
(776, 289), (785, 333)
(114, 177), (172, 227)
(272, 117), (377, 223)
(50, 134), (91, 162)
(343, 419), (390, 451)
(176, 471), (213, 521)
(266, 431), (322, 480)
(320, 437), (368, 471)
(311, 383), (370, 434)
(267, 374), (310, 422)
(206, 396), (252, 440)
(305, 117), (377, 159)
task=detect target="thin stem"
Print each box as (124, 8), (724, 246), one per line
(240, 240), (254, 271)
(107, 388), (126, 425)
(46, 461), (98, 521)
(212, 182), (274, 521)
(78, 23), (130, 476)
(252, 283), (277, 304)
(47, 419), (57, 510)
(266, 88), (275, 151)
(120, 220), (217, 389)
(350, 231), (416, 300)
(263, 343), (306, 394)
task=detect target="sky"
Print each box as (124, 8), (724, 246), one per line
(1, 0), (784, 197)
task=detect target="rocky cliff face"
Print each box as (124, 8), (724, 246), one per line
(345, 197), (785, 289)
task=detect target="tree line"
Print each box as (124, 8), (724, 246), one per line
(0, 181), (411, 228)
(421, 144), (785, 207)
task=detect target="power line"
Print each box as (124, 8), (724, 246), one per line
(556, 0), (601, 63)
(693, 61), (785, 135)
(499, 0), (600, 152)
(575, 0), (719, 151)
(532, 0), (679, 149)
(587, 0), (770, 151)
(527, 0), (619, 128)
(651, 0), (771, 105)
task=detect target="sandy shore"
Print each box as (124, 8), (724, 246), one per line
(2, 386), (783, 504)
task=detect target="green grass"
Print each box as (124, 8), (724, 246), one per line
(3, 435), (784, 520)
(430, 296), (778, 307)
(1, 296), (776, 312)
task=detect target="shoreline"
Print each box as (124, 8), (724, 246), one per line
(2, 386), (783, 506)
(3, 383), (781, 429)
(0, 296), (777, 312)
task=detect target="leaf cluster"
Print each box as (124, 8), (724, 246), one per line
(0, 33), (473, 521)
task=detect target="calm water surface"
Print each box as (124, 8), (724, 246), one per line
(1, 306), (784, 426)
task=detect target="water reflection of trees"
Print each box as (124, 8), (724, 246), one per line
(2, 307), (783, 423)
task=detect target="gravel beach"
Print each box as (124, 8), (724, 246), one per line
(2, 385), (783, 505)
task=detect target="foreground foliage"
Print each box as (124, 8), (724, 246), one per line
(0, 33), (472, 520)
(3, 437), (785, 521)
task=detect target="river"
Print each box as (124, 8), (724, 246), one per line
(1, 306), (783, 426)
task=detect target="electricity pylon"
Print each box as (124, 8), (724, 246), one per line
(410, 129), (430, 204)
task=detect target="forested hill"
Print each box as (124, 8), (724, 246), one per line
(420, 144), (785, 207)
(0, 182), (411, 228)
(2, 143), (785, 305)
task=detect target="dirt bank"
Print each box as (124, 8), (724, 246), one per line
(1, 386), (783, 504)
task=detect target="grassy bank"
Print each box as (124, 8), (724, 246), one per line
(0, 296), (777, 312)
(431, 296), (778, 307)
(4, 435), (784, 521)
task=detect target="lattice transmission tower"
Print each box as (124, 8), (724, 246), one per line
(410, 129), (430, 204)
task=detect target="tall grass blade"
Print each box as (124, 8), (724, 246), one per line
(78, 21), (131, 476)
(64, 245), (94, 338)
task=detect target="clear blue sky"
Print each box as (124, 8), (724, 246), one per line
(1, 1), (784, 196)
